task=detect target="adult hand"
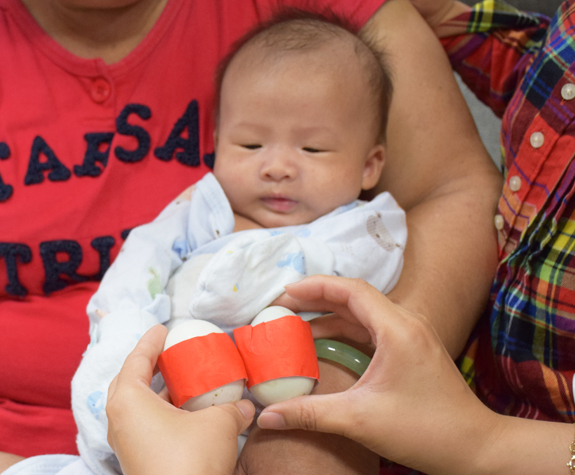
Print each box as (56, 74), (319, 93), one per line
(106, 325), (255, 475)
(258, 276), (500, 475)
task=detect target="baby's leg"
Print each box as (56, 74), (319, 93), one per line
(234, 359), (379, 475)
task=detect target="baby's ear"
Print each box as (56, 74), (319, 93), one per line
(213, 129), (219, 149)
(361, 144), (385, 191)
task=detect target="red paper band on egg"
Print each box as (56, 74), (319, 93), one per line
(233, 315), (319, 389)
(158, 333), (247, 408)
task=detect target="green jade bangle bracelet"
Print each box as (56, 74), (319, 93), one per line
(314, 339), (371, 377)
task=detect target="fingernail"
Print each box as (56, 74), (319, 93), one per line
(235, 399), (255, 419)
(257, 411), (286, 429)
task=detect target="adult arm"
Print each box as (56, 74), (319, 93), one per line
(363, 0), (502, 358)
(257, 275), (574, 475)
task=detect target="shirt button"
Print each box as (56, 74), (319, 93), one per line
(91, 78), (111, 103)
(509, 175), (522, 192)
(562, 83), (575, 101)
(494, 214), (505, 231)
(530, 131), (544, 149)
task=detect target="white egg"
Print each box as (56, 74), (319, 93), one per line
(163, 320), (245, 411)
(179, 379), (245, 412)
(250, 376), (316, 407)
(250, 305), (297, 325)
(248, 306), (316, 407)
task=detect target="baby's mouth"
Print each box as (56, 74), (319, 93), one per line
(260, 196), (298, 213)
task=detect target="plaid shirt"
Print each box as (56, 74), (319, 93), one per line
(442, 0), (575, 422)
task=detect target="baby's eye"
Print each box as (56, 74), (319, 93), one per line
(241, 144), (262, 150)
(302, 147), (323, 153)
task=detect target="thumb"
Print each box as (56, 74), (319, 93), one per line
(214, 399), (256, 436)
(257, 393), (352, 436)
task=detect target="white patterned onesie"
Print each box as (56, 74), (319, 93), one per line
(68, 172), (407, 475)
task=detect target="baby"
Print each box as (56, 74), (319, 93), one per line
(71, 11), (407, 474)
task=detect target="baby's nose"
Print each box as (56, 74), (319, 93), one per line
(261, 150), (297, 181)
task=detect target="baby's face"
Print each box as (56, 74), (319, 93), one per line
(213, 43), (384, 229)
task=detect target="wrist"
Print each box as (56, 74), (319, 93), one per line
(430, 405), (502, 475)
(471, 415), (575, 475)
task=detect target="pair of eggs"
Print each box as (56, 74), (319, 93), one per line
(162, 306), (317, 411)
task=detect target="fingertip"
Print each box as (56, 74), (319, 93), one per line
(257, 411), (286, 430)
(147, 324), (169, 339)
(235, 399), (255, 421)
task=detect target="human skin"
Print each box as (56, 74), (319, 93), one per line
(20, 0), (169, 64)
(234, 0), (501, 472)
(213, 37), (385, 229)
(0, 452), (24, 473)
(363, 0), (501, 359)
(258, 275), (575, 475)
(106, 325), (256, 475)
(4, 0), (501, 473)
(406, 0), (472, 36)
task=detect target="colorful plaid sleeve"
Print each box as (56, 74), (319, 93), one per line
(457, 0), (575, 423)
(440, 0), (550, 116)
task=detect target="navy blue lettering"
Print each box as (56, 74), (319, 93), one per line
(203, 152), (215, 169)
(154, 100), (200, 167)
(0, 142), (13, 201)
(0, 143), (9, 159)
(0, 243), (31, 297)
(74, 133), (115, 177)
(115, 104), (151, 163)
(90, 236), (115, 280)
(24, 136), (71, 185)
(40, 237), (116, 294)
(40, 240), (87, 294)
(121, 228), (132, 241)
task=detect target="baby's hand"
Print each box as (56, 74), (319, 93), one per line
(233, 213), (262, 232)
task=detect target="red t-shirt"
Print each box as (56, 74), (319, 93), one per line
(0, 0), (385, 457)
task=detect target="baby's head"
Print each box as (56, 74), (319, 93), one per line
(213, 11), (393, 228)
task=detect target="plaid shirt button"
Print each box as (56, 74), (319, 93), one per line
(562, 83), (575, 101)
(530, 131), (544, 149)
(509, 175), (522, 192)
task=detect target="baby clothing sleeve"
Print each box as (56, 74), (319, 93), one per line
(187, 191), (406, 332)
(187, 230), (336, 332)
(71, 174), (234, 475)
(319, 192), (407, 293)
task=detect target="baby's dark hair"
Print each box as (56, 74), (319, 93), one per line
(214, 8), (393, 143)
